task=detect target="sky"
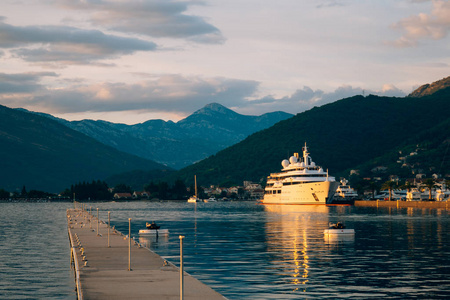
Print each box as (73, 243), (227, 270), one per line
(0, 0), (449, 124)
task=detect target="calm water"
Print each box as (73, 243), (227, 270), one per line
(0, 202), (75, 299)
(1, 201), (449, 299)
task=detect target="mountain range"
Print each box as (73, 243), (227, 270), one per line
(26, 103), (292, 169)
(1, 76), (448, 193)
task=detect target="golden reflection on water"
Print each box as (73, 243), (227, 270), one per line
(263, 205), (329, 292)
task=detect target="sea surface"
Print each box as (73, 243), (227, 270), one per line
(1, 201), (450, 299)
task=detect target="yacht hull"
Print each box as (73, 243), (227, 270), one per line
(261, 181), (339, 205)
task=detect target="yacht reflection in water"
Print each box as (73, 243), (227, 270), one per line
(263, 205), (330, 291)
(263, 205), (354, 292)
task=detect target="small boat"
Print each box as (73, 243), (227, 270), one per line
(146, 221), (160, 229)
(139, 221), (169, 236)
(204, 197), (217, 203)
(187, 195), (201, 203)
(139, 228), (169, 236)
(324, 222), (355, 235)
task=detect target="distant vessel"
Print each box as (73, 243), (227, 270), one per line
(324, 222), (355, 235)
(333, 178), (358, 204)
(187, 175), (201, 202)
(260, 143), (339, 205)
(139, 228), (169, 236)
(139, 221), (169, 236)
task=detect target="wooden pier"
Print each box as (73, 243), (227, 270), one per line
(354, 200), (449, 209)
(67, 208), (226, 300)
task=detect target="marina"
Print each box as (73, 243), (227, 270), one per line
(1, 201), (450, 299)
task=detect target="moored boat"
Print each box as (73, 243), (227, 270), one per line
(332, 178), (358, 204)
(188, 175), (201, 202)
(139, 228), (169, 236)
(324, 222), (355, 235)
(260, 143), (339, 205)
(139, 222), (169, 236)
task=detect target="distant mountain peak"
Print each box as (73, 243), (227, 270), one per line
(204, 102), (227, 110)
(193, 102), (236, 116)
(408, 76), (450, 97)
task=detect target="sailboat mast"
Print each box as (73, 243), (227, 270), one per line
(194, 175), (198, 197)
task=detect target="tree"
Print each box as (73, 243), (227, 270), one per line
(172, 179), (187, 200)
(401, 180), (415, 193)
(158, 182), (169, 199)
(423, 178), (437, 200)
(381, 180), (396, 201)
(28, 190), (49, 198)
(114, 183), (132, 194)
(21, 185), (27, 197)
(0, 189), (9, 199)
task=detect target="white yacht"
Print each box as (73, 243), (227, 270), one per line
(261, 143), (339, 205)
(333, 178), (358, 204)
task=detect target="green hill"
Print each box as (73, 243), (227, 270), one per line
(170, 86), (450, 187)
(0, 105), (170, 193)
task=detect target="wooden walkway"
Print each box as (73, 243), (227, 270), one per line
(355, 200), (449, 209)
(67, 208), (226, 300)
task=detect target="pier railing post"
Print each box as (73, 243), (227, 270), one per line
(128, 218), (132, 271)
(97, 208), (99, 236)
(179, 235), (185, 300)
(108, 211), (111, 247)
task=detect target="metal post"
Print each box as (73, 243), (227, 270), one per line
(97, 208), (99, 235)
(128, 218), (132, 271)
(179, 235), (185, 300)
(108, 211), (111, 247)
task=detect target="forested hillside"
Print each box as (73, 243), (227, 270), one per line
(170, 87), (450, 187)
(0, 105), (169, 192)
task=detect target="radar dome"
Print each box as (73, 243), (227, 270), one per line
(282, 159), (290, 168)
(289, 156), (298, 164)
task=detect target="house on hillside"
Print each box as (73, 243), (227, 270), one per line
(371, 166), (387, 173)
(249, 188), (264, 200)
(133, 191), (148, 199)
(114, 192), (132, 199)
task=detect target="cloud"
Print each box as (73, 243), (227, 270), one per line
(1, 74), (258, 114)
(0, 70), (406, 120)
(316, 0), (346, 9)
(0, 20), (157, 66)
(55, 0), (225, 44)
(387, 0), (450, 47)
(0, 72), (58, 94)
(236, 85), (406, 116)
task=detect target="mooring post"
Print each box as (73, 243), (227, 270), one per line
(179, 235), (185, 300)
(97, 208), (99, 235)
(108, 211), (111, 247)
(128, 218), (132, 271)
